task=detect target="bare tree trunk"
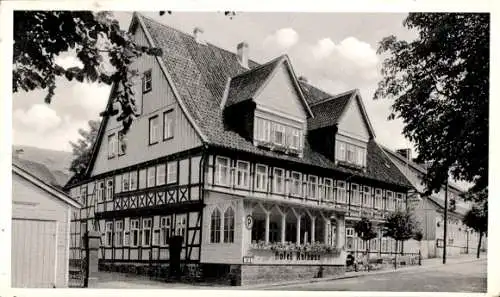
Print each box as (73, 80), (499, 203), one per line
(366, 240), (370, 272)
(476, 232), (483, 259)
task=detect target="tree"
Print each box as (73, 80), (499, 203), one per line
(462, 199), (487, 258)
(375, 13), (489, 196)
(353, 217), (378, 271)
(383, 210), (420, 269)
(13, 11), (162, 133)
(69, 120), (101, 177)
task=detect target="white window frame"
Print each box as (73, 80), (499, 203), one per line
(396, 193), (404, 211)
(375, 189), (383, 209)
(118, 131), (125, 156)
(336, 181), (347, 203)
(272, 123), (286, 146)
(129, 171), (137, 191)
(139, 169), (147, 189)
(386, 191), (395, 210)
(337, 142), (346, 161)
(108, 133), (117, 158)
(273, 168), (285, 194)
(254, 164), (268, 192)
(130, 219), (140, 247)
(167, 161), (178, 184)
(163, 109), (174, 140)
(147, 166), (156, 188)
(114, 220), (124, 247)
(350, 183), (360, 205)
(96, 181), (104, 202)
(160, 216), (172, 246)
(105, 179), (113, 201)
(149, 116), (159, 145)
(142, 218), (153, 247)
(122, 172), (130, 192)
(362, 186), (372, 207)
(324, 178), (334, 202)
(210, 208), (222, 243)
(142, 69), (152, 93)
(235, 160), (250, 189)
(346, 144), (356, 163)
(255, 117), (271, 142)
(288, 127), (301, 150)
(223, 207), (235, 243)
(290, 171), (302, 197)
(156, 164), (166, 186)
(308, 175), (318, 199)
(105, 221), (113, 247)
(215, 157), (231, 186)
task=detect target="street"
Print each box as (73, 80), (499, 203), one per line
(266, 259), (487, 292)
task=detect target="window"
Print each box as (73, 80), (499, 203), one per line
(122, 173), (130, 192)
(396, 193), (404, 211)
(105, 222), (113, 247)
(147, 166), (155, 188)
(210, 208), (221, 243)
(386, 191), (395, 210)
(375, 189), (383, 209)
(337, 142), (346, 162)
(130, 219), (140, 247)
(81, 186), (88, 206)
(142, 218), (152, 247)
(308, 175), (318, 199)
(346, 145), (356, 163)
(255, 117), (271, 142)
(96, 181), (104, 202)
(235, 161), (250, 188)
(346, 227), (355, 250)
(149, 116), (159, 145)
(160, 216), (172, 246)
(350, 184), (360, 205)
(324, 178), (334, 202)
(273, 168), (285, 194)
(167, 162), (177, 184)
(115, 221), (124, 247)
(139, 169), (147, 189)
(272, 123), (286, 145)
(118, 131), (125, 156)
(290, 171), (302, 197)
(130, 171), (137, 191)
(108, 133), (116, 159)
(156, 164), (166, 186)
(215, 157), (230, 186)
(254, 164), (268, 191)
(163, 109), (174, 140)
(175, 216), (186, 239)
(224, 207), (235, 243)
(288, 127), (301, 149)
(336, 181), (347, 203)
(106, 179), (113, 200)
(142, 70), (152, 93)
(336, 140), (366, 167)
(362, 186), (372, 207)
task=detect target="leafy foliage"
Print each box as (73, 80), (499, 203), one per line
(375, 13), (489, 195)
(13, 11), (162, 133)
(354, 217), (378, 242)
(69, 120), (100, 177)
(462, 200), (488, 235)
(383, 210), (419, 242)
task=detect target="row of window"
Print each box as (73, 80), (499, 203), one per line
(149, 109), (175, 145)
(209, 206), (235, 244)
(254, 117), (302, 150)
(213, 157), (405, 210)
(104, 216), (186, 248)
(92, 162), (178, 202)
(335, 140), (366, 167)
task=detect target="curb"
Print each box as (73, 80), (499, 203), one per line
(243, 257), (486, 290)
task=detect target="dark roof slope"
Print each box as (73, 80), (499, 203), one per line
(308, 90), (355, 130)
(225, 56), (283, 107)
(13, 157), (64, 189)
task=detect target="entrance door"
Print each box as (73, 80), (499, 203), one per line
(12, 219), (57, 288)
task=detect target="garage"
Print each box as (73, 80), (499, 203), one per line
(12, 159), (81, 288)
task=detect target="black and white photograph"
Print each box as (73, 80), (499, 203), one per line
(1, 1), (496, 296)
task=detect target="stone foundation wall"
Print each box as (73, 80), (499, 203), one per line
(239, 264), (345, 286)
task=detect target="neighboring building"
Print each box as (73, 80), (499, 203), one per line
(383, 147), (486, 259)
(65, 13), (412, 285)
(12, 158), (81, 288)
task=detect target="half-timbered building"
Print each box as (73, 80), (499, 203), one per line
(66, 12), (413, 285)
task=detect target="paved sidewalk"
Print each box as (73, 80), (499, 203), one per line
(243, 254), (487, 290)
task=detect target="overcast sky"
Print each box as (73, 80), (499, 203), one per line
(12, 12), (417, 153)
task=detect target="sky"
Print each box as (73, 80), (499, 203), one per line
(12, 11), (417, 153)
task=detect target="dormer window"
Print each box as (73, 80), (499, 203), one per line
(254, 116), (303, 154)
(272, 123), (286, 145)
(336, 140), (366, 168)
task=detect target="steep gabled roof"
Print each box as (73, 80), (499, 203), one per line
(308, 90), (356, 131)
(77, 13), (412, 189)
(13, 157), (60, 188)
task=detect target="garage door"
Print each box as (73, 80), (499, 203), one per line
(11, 219), (57, 288)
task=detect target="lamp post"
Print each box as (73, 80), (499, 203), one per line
(443, 179), (448, 264)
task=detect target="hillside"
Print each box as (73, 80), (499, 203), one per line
(13, 145), (74, 186)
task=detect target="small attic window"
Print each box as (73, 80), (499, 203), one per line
(336, 140), (366, 168)
(254, 117), (303, 155)
(142, 70), (152, 93)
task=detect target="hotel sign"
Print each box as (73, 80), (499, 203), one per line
(245, 215), (254, 230)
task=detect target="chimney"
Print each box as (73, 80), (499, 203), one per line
(396, 148), (412, 161)
(193, 27), (205, 44)
(298, 76), (308, 83)
(237, 42), (249, 68)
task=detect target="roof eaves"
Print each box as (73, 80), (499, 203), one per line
(219, 76), (232, 110)
(309, 89), (357, 107)
(281, 55), (315, 118)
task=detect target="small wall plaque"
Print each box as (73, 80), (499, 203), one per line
(245, 215), (253, 230)
(243, 256), (253, 263)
